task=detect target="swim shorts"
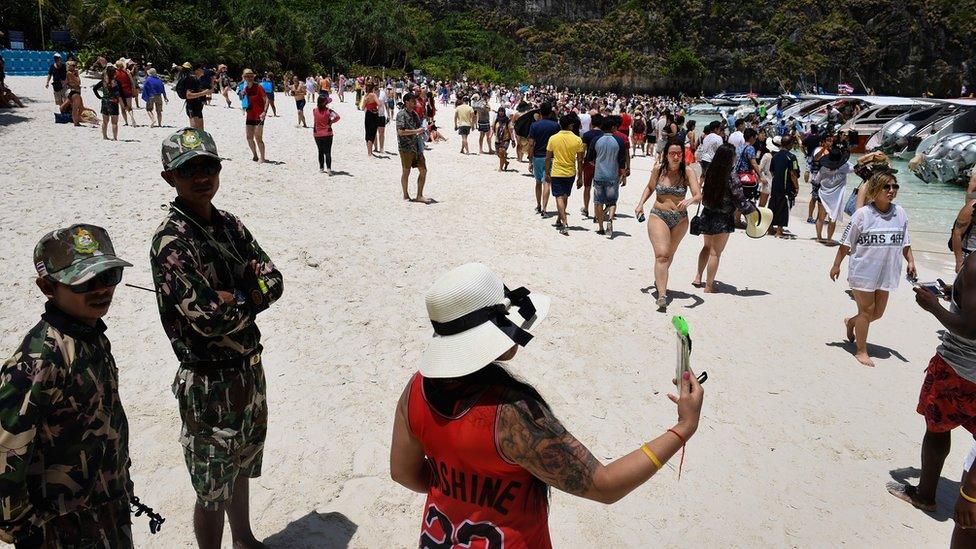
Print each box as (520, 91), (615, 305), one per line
(478, 122), (490, 133)
(458, 126), (471, 136)
(532, 157), (546, 184)
(296, 99), (306, 110)
(550, 176), (575, 198)
(101, 102), (119, 116)
(245, 119), (264, 126)
(173, 357), (268, 510)
(592, 179), (620, 205)
(185, 102), (204, 119)
(582, 162), (595, 186)
(400, 150), (426, 170)
(917, 353), (976, 434)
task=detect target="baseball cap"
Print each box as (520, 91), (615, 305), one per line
(34, 224), (132, 285)
(53, 53), (61, 58)
(161, 128), (221, 171)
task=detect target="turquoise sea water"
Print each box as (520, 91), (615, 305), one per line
(687, 114), (965, 256)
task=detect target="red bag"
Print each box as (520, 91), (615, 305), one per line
(737, 171), (758, 186)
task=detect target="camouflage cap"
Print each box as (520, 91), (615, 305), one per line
(34, 224), (133, 285)
(161, 128), (221, 171)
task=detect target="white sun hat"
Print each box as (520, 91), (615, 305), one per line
(746, 206), (774, 238)
(419, 263), (550, 379)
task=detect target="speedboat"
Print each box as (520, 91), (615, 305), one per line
(911, 133), (976, 185)
(837, 97), (931, 152)
(866, 103), (958, 156)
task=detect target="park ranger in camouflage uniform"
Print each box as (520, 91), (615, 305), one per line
(0, 225), (134, 547)
(149, 128), (282, 548)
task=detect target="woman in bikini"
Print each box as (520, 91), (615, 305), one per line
(363, 83), (380, 158)
(635, 139), (702, 310)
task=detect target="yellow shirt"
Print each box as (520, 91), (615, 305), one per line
(456, 104), (475, 127)
(546, 130), (583, 178)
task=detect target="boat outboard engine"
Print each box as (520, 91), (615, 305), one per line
(913, 133), (976, 185)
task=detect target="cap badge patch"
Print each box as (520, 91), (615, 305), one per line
(73, 228), (99, 255)
(179, 130), (202, 151)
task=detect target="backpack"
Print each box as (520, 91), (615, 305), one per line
(175, 75), (189, 99)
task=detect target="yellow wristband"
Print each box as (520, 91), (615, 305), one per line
(961, 486), (976, 504)
(640, 443), (663, 470)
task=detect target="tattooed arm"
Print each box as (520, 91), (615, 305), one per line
(496, 374), (703, 504)
(952, 203), (973, 273)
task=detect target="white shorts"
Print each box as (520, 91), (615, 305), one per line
(965, 443), (976, 473)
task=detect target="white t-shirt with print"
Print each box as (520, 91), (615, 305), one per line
(841, 203), (911, 292)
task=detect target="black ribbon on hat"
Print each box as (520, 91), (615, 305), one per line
(430, 286), (537, 346)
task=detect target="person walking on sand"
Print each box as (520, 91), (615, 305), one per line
(218, 65), (233, 108)
(579, 113), (605, 220)
(151, 128), (283, 549)
(494, 106), (512, 171)
(363, 83), (381, 158)
(0, 225), (135, 547)
(473, 94), (494, 154)
(44, 52), (66, 105)
(587, 115), (628, 237)
(114, 60), (138, 127)
(814, 142), (853, 243)
(528, 102), (561, 216)
(142, 68), (168, 128)
(454, 96), (475, 154)
(768, 135), (800, 238)
(181, 64), (212, 130)
(241, 69), (269, 163)
(92, 66), (122, 140)
(313, 95), (340, 175)
(396, 93), (432, 203)
(376, 84), (390, 153)
(545, 113), (585, 236)
(390, 262), (704, 549)
(829, 171), (916, 367)
(692, 144), (757, 293)
(291, 75), (307, 128)
(65, 60), (83, 126)
(635, 139), (702, 310)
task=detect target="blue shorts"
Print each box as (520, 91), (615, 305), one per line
(593, 179), (620, 205)
(550, 176), (574, 198)
(532, 157), (546, 183)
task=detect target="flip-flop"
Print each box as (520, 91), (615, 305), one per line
(886, 482), (937, 512)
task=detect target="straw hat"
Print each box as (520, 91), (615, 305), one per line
(766, 135), (781, 152)
(746, 207), (774, 239)
(419, 263), (550, 379)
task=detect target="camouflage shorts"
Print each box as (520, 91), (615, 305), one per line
(30, 499), (132, 548)
(172, 358), (268, 511)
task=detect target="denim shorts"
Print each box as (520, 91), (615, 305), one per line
(592, 179), (620, 205)
(550, 176), (574, 198)
(532, 157), (546, 183)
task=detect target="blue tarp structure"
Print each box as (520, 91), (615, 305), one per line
(1, 49), (74, 76)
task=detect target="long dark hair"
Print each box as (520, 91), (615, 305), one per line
(316, 95), (329, 111)
(424, 362), (551, 512)
(703, 143), (736, 208)
(661, 138), (688, 186)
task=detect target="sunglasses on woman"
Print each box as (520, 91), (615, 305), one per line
(883, 184), (900, 191)
(56, 267), (124, 294)
(667, 150), (682, 157)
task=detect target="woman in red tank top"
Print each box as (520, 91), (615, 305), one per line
(391, 263), (705, 548)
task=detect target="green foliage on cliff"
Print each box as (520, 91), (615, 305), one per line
(4, 0), (974, 93)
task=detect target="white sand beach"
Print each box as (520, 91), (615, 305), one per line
(0, 75), (968, 547)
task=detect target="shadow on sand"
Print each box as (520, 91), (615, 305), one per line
(888, 467), (960, 522)
(641, 287), (706, 309)
(263, 511), (357, 548)
(825, 340), (909, 363)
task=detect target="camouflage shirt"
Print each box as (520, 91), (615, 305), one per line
(0, 303), (132, 541)
(150, 200), (283, 364)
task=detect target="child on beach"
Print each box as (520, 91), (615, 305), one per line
(0, 225), (134, 546)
